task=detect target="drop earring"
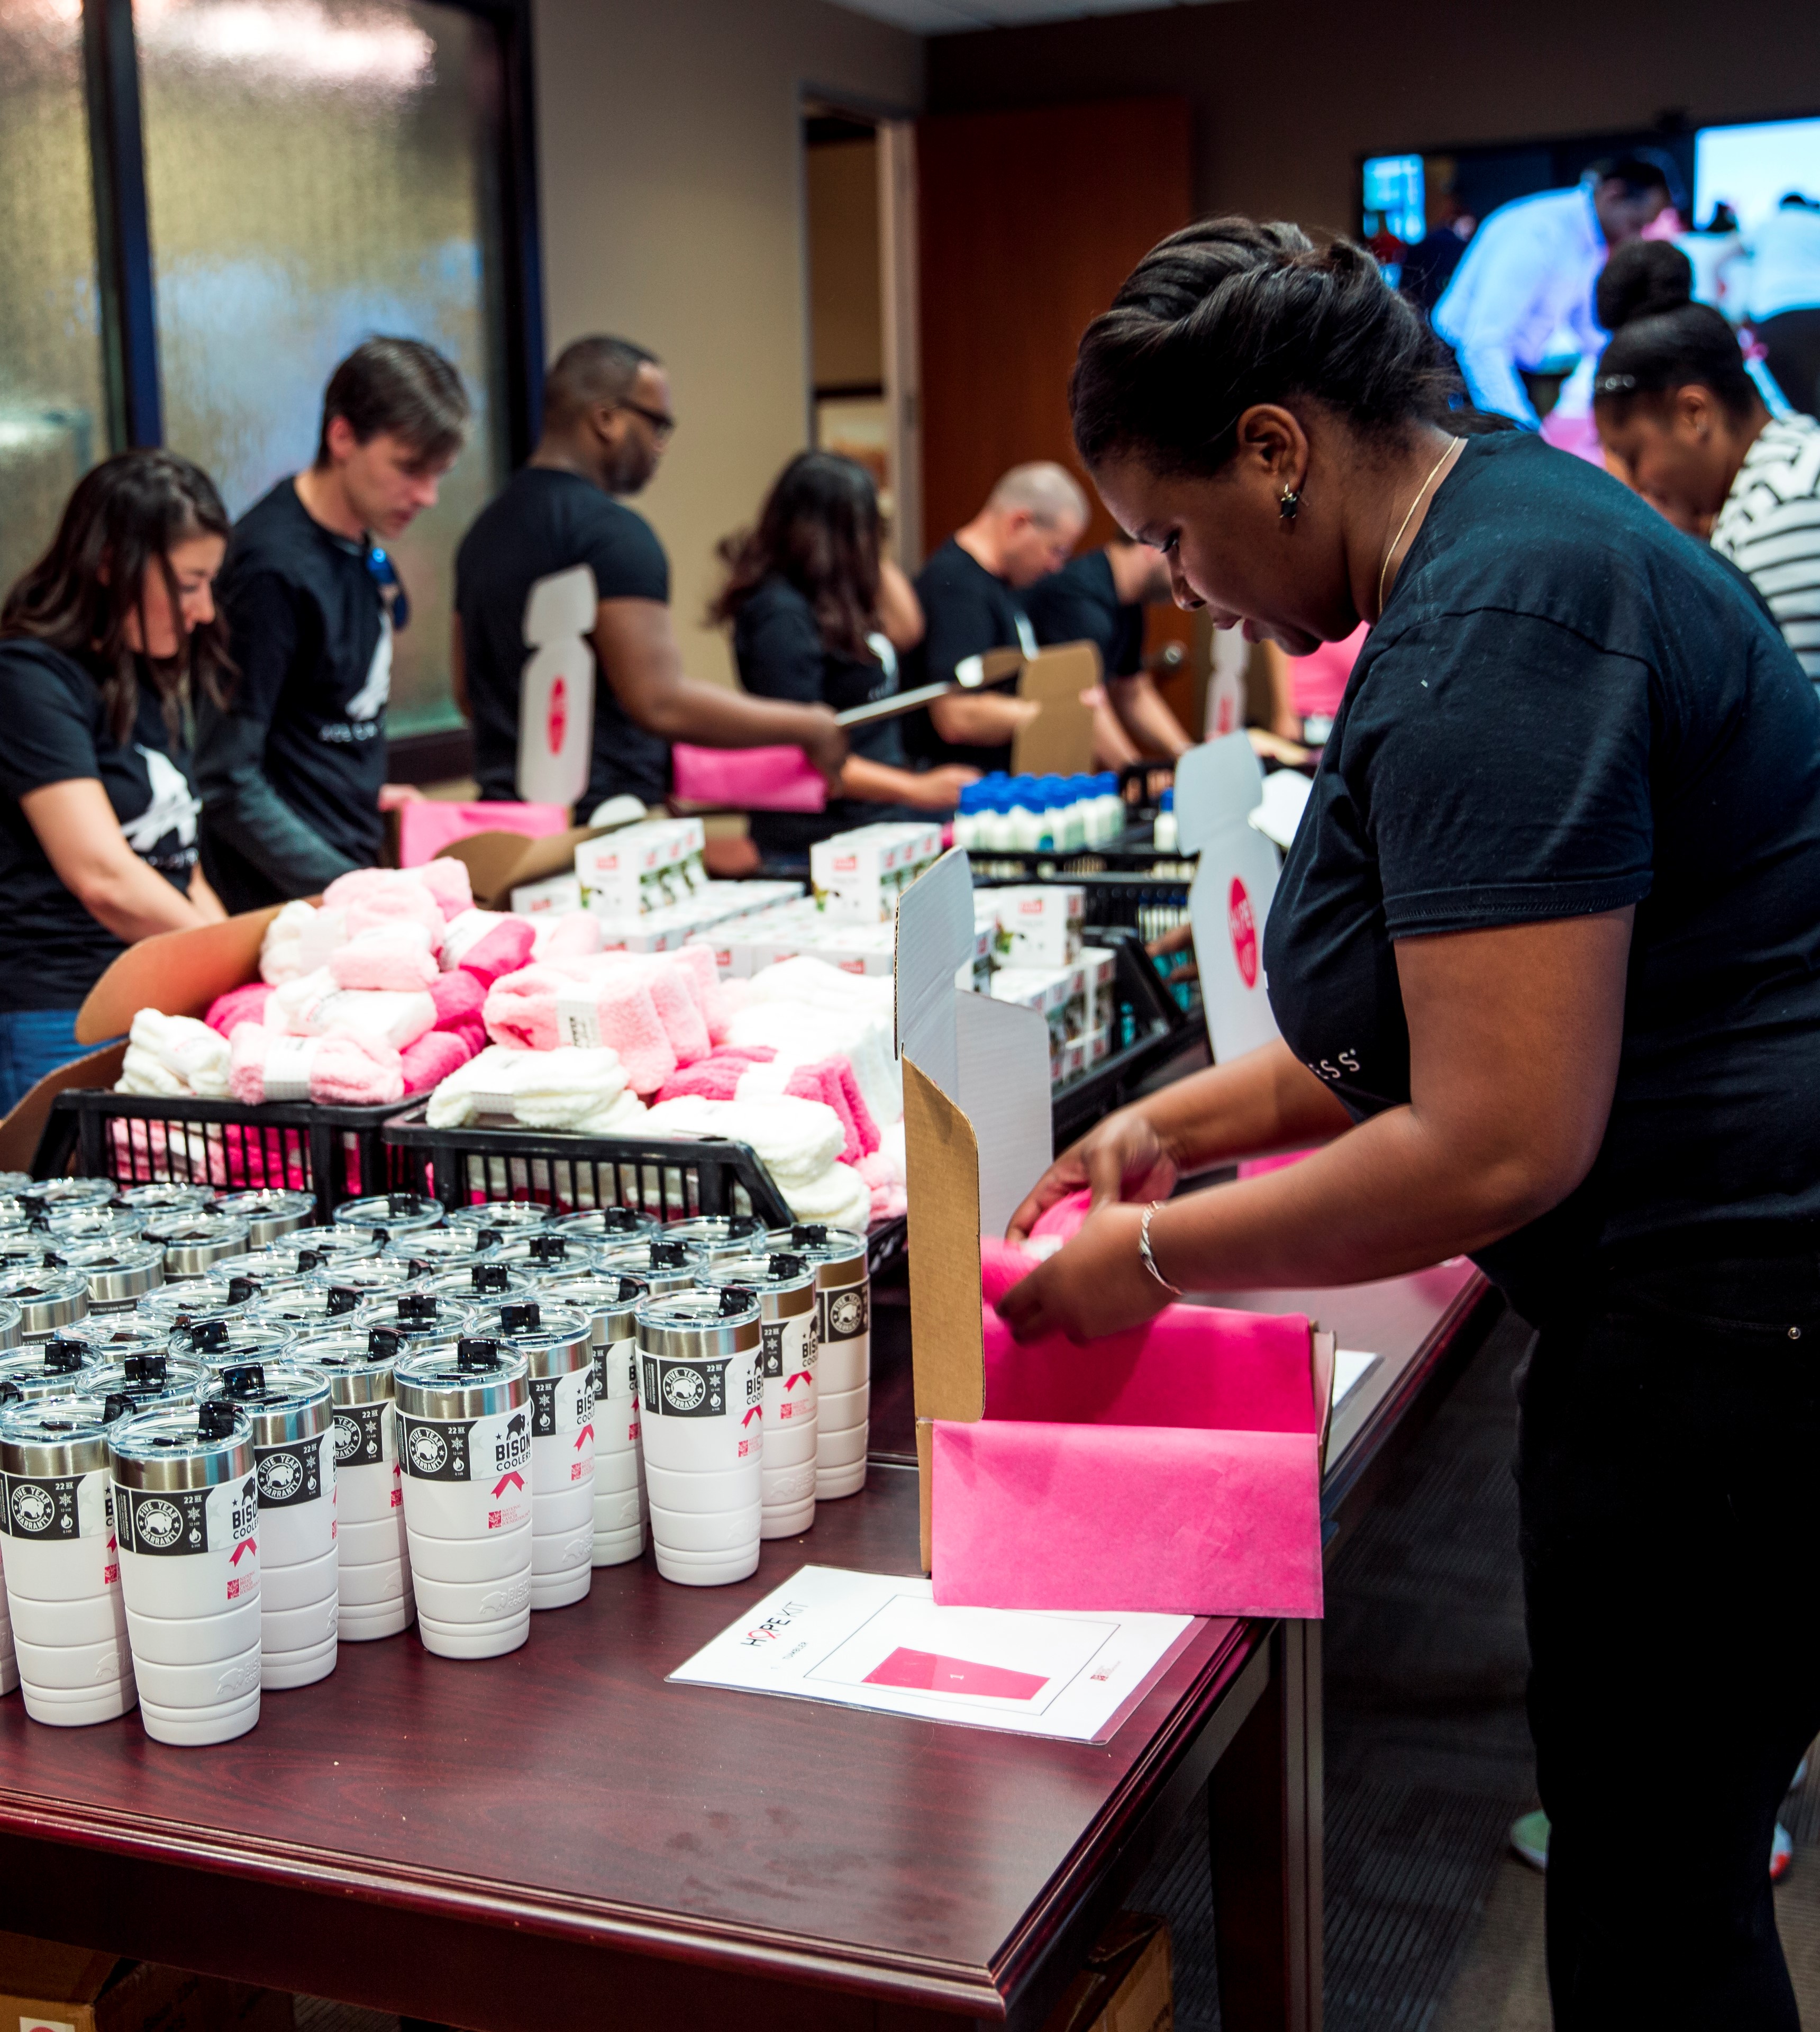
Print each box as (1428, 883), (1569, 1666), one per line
(1279, 485), (1300, 523)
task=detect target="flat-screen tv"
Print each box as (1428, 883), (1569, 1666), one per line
(1694, 116), (1820, 230)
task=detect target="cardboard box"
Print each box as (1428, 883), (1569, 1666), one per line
(897, 851), (1333, 1620)
(436, 823), (606, 914)
(1039, 1912), (1172, 2032)
(0, 1932), (290, 2032)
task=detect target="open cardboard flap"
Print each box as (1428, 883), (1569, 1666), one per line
(895, 847), (1051, 1233)
(435, 823), (605, 911)
(75, 904), (286, 1045)
(1175, 731), (1282, 1064)
(1012, 640), (1102, 778)
(0, 1040), (128, 1174)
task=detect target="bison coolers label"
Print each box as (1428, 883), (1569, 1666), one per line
(117, 1474), (258, 1557)
(530, 1368), (594, 1438)
(254, 1434), (331, 1509)
(641, 1355), (757, 1419)
(332, 1401), (392, 1469)
(398, 1406), (532, 1532)
(0, 1466), (109, 1541)
(759, 1315), (817, 1381)
(823, 1284), (869, 1342)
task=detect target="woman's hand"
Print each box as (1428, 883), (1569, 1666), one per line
(1005, 1102), (1178, 1241)
(996, 1201), (1172, 1343)
(377, 783), (426, 810)
(908, 764), (980, 812)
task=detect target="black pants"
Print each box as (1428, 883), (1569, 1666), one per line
(1757, 307), (1820, 421)
(1516, 1237), (1820, 2029)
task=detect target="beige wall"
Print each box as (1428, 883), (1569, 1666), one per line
(533, 0), (921, 685)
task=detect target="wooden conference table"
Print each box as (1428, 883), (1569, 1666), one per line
(0, 1264), (1495, 2032)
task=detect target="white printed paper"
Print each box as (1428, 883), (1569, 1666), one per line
(669, 1564), (1197, 1743)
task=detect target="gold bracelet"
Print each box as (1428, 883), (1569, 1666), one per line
(1139, 1201), (1181, 1296)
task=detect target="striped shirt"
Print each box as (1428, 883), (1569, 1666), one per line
(1709, 415), (1820, 682)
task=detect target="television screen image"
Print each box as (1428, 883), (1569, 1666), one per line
(1695, 117), (1820, 229)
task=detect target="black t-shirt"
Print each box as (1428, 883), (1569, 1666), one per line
(903, 537), (1035, 775)
(1266, 431), (1820, 1323)
(456, 467), (672, 813)
(1024, 549), (1144, 677)
(732, 574), (912, 857)
(0, 640), (200, 1009)
(197, 479), (391, 911)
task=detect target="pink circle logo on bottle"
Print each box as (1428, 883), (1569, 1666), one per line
(1229, 877), (1259, 988)
(548, 677), (568, 755)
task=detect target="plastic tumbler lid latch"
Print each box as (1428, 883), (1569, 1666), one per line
(768, 1252), (806, 1280)
(101, 1393), (135, 1423)
(368, 1326), (402, 1359)
(457, 1337), (501, 1371)
(43, 1340), (85, 1372)
(192, 1318), (230, 1351)
(529, 1235), (566, 1263)
(398, 1292), (438, 1322)
(498, 1301), (541, 1334)
(651, 1240), (689, 1268)
(197, 1400), (238, 1440)
(719, 1284), (755, 1317)
(123, 1352), (167, 1385)
(791, 1223), (827, 1246)
(219, 1363), (266, 1399)
(327, 1285), (362, 1318)
(472, 1263), (509, 1292)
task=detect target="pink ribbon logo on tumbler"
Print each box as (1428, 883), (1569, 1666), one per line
(1228, 877), (1259, 988)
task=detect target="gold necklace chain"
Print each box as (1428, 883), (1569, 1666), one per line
(1376, 438), (1462, 618)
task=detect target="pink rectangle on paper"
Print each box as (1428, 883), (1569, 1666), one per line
(932, 1417), (1324, 1620)
(862, 1645), (1049, 1701)
(672, 745), (826, 812)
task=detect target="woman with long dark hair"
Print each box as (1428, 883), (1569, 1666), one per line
(0, 450), (230, 1110)
(1003, 218), (1820, 2028)
(1594, 238), (1820, 678)
(712, 451), (974, 864)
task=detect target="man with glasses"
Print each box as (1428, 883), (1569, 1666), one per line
(456, 334), (845, 819)
(196, 337), (469, 910)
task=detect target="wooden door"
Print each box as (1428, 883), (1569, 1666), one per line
(915, 97), (1193, 557)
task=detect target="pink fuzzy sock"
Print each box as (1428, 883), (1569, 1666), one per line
(429, 968), (486, 1030)
(206, 982), (272, 1038)
(593, 975), (676, 1092)
(654, 1056), (749, 1105)
(227, 1021), (272, 1105)
(542, 912), (602, 960)
(460, 918), (537, 986)
(445, 1015), (488, 1060)
(671, 942), (730, 1044)
(638, 961), (710, 1067)
(827, 1057), (879, 1157)
(324, 869), (444, 941)
(308, 1034), (405, 1106)
(399, 1028), (474, 1095)
(416, 857), (473, 920)
(790, 1059), (863, 1166)
(330, 926), (439, 992)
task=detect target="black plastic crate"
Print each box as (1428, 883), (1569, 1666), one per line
(37, 1089), (414, 1220)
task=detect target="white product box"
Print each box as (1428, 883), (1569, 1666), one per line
(576, 818), (707, 919)
(811, 823), (944, 924)
(798, 922), (897, 977)
(991, 885), (1084, 967)
(1078, 946), (1118, 1035)
(511, 873), (582, 918)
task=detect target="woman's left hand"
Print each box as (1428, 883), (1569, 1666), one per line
(996, 1201), (1175, 1344)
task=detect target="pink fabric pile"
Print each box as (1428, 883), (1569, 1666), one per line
(652, 1046), (878, 1167)
(228, 1027), (405, 1108)
(482, 947), (729, 1096)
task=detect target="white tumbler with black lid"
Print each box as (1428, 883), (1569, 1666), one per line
(0, 1394), (135, 1725)
(167, 1316), (297, 1375)
(109, 1400), (261, 1745)
(394, 1338), (533, 1659)
(598, 1236), (700, 1297)
(0, 1265), (89, 1342)
(770, 1224), (870, 1499)
(0, 1340), (98, 1403)
(487, 1300), (595, 1611)
(698, 1254), (818, 1539)
(332, 1192), (444, 1241)
(51, 1237), (166, 1313)
(358, 1290), (478, 1356)
(210, 1189), (315, 1246)
(635, 1286), (763, 1586)
(144, 1210), (253, 1281)
(667, 1213), (770, 1264)
(492, 1231), (600, 1280)
(550, 1205), (657, 1246)
(291, 1330), (411, 1640)
(541, 1270), (647, 1566)
(202, 1363), (337, 1690)
(444, 1201), (552, 1240)
(84, 1350), (206, 1408)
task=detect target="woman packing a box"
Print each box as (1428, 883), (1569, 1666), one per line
(0, 452), (230, 1112)
(712, 451), (978, 869)
(1001, 217), (1820, 2032)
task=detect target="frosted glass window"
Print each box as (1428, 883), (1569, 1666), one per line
(136, 0), (509, 734)
(0, 0), (110, 598)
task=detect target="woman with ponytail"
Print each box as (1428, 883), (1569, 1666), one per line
(1595, 238), (1820, 678)
(1005, 216), (1820, 2029)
